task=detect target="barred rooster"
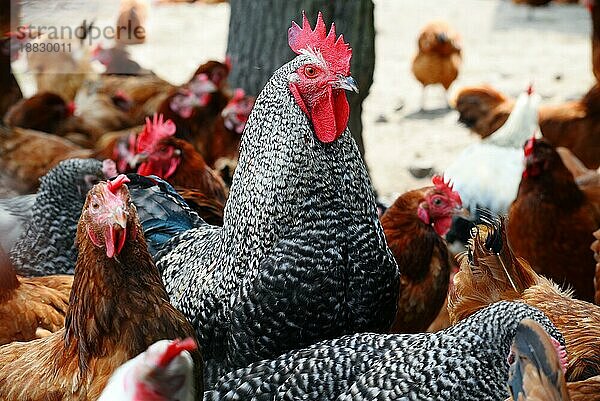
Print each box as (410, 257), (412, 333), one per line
(204, 301), (562, 401)
(156, 12), (398, 383)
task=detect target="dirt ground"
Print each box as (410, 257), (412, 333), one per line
(15, 0), (595, 202)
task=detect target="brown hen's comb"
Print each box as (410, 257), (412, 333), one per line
(288, 11), (352, 76)
(524, 135), (536, 157)
(433, 175), (462, 204)
(106, 174), (130, 194)
(526, 83), (534, 96)
(136, 113), (176, 153)
(157, 338), (197, 368)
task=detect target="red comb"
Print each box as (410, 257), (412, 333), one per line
(524, 135), (536, 157)
(106, 174), (130, 194)
(66, 101), (76, 116)
(114, 90), (131, 102)
(5, 25), (30, 40)
(91, 43), (102, 57)
(231, 88), (245, 102)
(433, 175), (462, 205)
(137, 113), (176, 153)
(526, 84), (534, 96)
(157, 338), (197, 368)
(288, 11), (352, 75)
(550, 336), (568, 375)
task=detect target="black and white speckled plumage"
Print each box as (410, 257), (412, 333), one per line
(0, 193), (35, 252)
(156, 55), (399, 383)
(11, 158), (106, 276)
(10, 163), (205, 277)
(204, 301), (564, 401)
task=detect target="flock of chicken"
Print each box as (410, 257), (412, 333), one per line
(0, 1), (599, 401)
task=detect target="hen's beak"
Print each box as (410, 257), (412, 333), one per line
(112, 206), (128, 230)
(436, 32), (449, 43)
(452, 206), (469, 218)
(335, 75), (359, 93)
(129, 153), (148, 169)
(105, 205), (128, 259)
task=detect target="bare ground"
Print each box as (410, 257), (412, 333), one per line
(15, 0), (594, 202)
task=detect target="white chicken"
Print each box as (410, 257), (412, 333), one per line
(98, 338), (197, 401)
(444, 85), (541, 215)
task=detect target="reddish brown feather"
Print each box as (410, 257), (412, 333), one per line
(450, 218), (600, 382)
(381, 186), (452, 333)
(0, 182), (202, 400)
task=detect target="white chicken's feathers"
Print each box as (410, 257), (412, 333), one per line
(445, 88), (542, 214)
(98, 339), (195, 401)
(486, 89), (541, 148)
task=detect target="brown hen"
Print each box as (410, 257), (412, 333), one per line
(0, 244), (72, 346)
(381, 176), (463, 333)
(449, 218), (600, 381)
(133, 114), (228, 204)
(0, 125), (92, 195)
(0, 176), (202, 400)
(412, 21), (462, 110)
(507, 137), (600, 302)
(3, 92), (106, 147)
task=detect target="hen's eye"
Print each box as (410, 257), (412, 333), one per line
(305, 66), (317, 78)
(91, 201), (100, 210)
(433, 198), (443, 206)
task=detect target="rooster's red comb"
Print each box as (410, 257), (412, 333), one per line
(157, 338), (197, 368)
(106, 174), (130, 194)
(137, 113), (176, 153)
(288, 11), (352, 75)
(432, 175), (462, 205)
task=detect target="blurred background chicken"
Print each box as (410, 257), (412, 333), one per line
(115, 0), (148, 46)
(453, 84), (600, 169)
(0, 243), (72, 346)
(0, 125), (92, 195)
(447, 86), (540, 215)
(412, 20), (462, 110)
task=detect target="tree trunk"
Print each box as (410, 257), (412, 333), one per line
(226, 0), (375, 157)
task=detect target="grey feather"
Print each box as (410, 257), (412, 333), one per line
(11, 158), (105, 276)
(204, 301), (563, 401)
(0, 194), (35, 252)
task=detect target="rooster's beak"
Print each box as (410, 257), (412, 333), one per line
(336, 75), (359, 93)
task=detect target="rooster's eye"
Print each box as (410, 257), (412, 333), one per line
(91, 201), (100, 210)
(304, 66), (318, 78)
